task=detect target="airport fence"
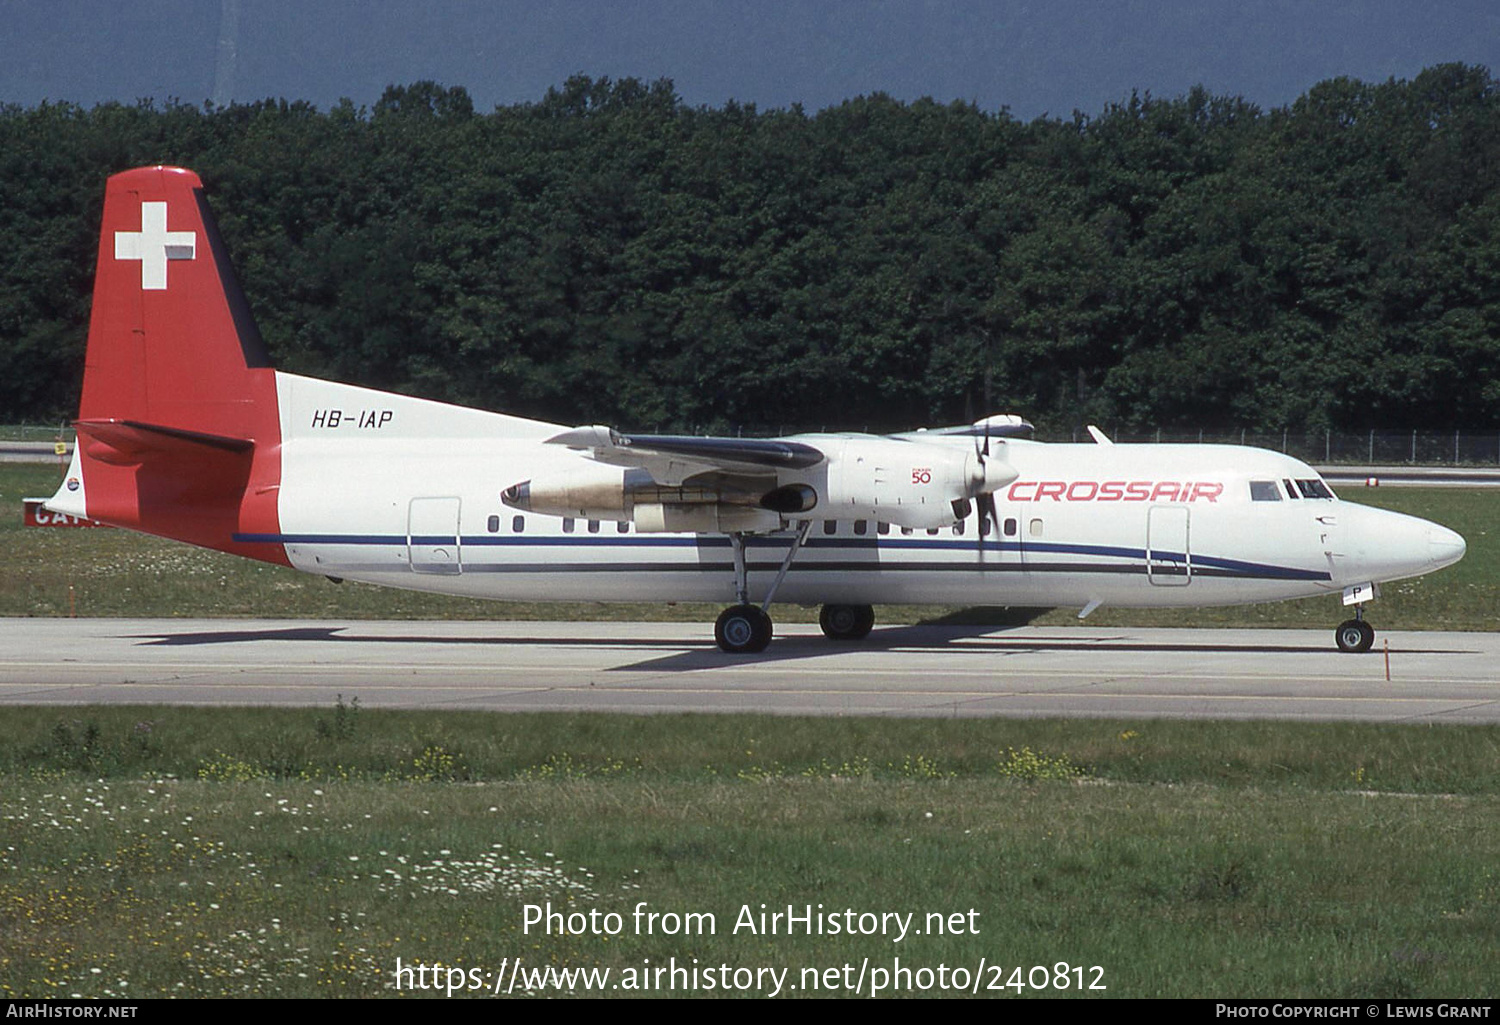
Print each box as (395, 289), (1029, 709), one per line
(0, 424), (74, 442)
(737, 425), (1500, 466)
(6, 423), (1500, 466)
(1039, 428), (1500, 466)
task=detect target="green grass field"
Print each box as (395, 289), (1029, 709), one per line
(3, 708), (1499, 998)
(3, 463), (1496, 629)
(4, 465), (1497, 998)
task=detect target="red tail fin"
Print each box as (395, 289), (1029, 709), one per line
(72, 166), (287, 563)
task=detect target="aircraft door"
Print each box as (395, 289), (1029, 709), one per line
(408, 497), (463, 575)
(1146, 505), (1191, 586)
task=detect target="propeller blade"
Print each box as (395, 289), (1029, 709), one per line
(976, 491), (999, 552)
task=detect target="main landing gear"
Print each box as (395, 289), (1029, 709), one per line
(711, 525), (880, 654)
(819, 603), (875, 641)
(1334, 607), (1376, 653)
(714, 600), (877, 652)
(715, 604), (773, 653)
(714, 522), (812, 654)
(711, 525), (876, 654)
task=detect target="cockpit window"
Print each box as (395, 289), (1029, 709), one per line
(1249, 480), (1281, 502)
(1283, 479), (1299, 500)
(1296, 479), (1335, 500)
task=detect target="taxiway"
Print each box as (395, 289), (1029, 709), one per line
(1, 618), (1496, 722)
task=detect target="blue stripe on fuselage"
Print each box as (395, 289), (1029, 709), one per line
(232, 532), (1330, 582)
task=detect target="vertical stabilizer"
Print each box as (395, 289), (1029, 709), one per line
(55, 166), (287, 563)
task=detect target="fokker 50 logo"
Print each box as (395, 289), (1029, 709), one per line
(115, 201), (196, 290)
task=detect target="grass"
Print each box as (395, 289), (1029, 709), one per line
(3, 707), (1498, 998)
(3, 464), (1496, 629)
(7, 707), (1500, 795)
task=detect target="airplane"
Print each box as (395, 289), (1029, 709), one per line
(45, 166), (1468, 654)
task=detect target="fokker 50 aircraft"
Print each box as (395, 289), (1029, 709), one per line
(46, 167), (1467, 653)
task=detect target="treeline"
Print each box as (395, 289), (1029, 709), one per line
(2, 66), (1498, 433)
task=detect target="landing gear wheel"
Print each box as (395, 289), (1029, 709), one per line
(715, 604), (773, 654)
(1334, 618), (1375, 653)
(819, 603), (875, 641)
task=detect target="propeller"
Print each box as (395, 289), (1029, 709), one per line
(978, 491), (1000, 550)
(973, 417), (998, 552)
(954, 416), (1021, 551)
(964, 415), (1023, 552)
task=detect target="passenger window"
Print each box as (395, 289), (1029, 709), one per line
(587, 519), (600, 534)
(487, 514), (500, 533)
(979, 517), (991, 537)
(952, 519), (965, 536)
(1029, 518), (1044, 537)
(617, 521), (630, 533)
(823, 520), (837, 535)
(512, 515), (525, 533)
(877, 522), (890, 535)
(562, 517), (575, 533)
(1003, 517), (1018, 537)
(1249, 481), (1281, 502)
(926, 527), (939, 536)
(901, 526), (914, 536)
(853, 520), (867, 536)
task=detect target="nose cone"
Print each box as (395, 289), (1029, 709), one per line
(1337, 503), (1467, 585)
(1428, 523), (1466, 570)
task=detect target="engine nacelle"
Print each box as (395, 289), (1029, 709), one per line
(812, 437), (1013, 529)
(633, 503), (781, 533)
(501, 462), (637, 521)
(502, 463), (790, 533)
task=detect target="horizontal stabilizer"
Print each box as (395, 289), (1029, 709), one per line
(75, 418), (255, 466)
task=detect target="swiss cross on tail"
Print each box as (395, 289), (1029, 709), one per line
(114, 201), (196, 289)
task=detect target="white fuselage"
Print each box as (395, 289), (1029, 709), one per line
(264, 374), (1464, 612)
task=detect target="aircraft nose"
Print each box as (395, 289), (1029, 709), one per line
(1428, 523), (1466, 569)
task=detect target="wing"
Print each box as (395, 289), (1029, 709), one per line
(546, 425), (824, 485)
(894, 413), (1035, 441)
(516, 417), (1019, 533)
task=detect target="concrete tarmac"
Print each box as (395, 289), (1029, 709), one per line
(1, 618), (1496, 722)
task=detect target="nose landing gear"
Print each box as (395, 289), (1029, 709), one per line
(1334, 608), (1376, 653)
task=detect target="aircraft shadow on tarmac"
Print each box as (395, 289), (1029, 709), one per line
(606, 629), (1475, 672)
(124, 625), (1473, 673)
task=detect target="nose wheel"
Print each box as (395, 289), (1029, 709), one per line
(1334, 616), (1375, 653)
